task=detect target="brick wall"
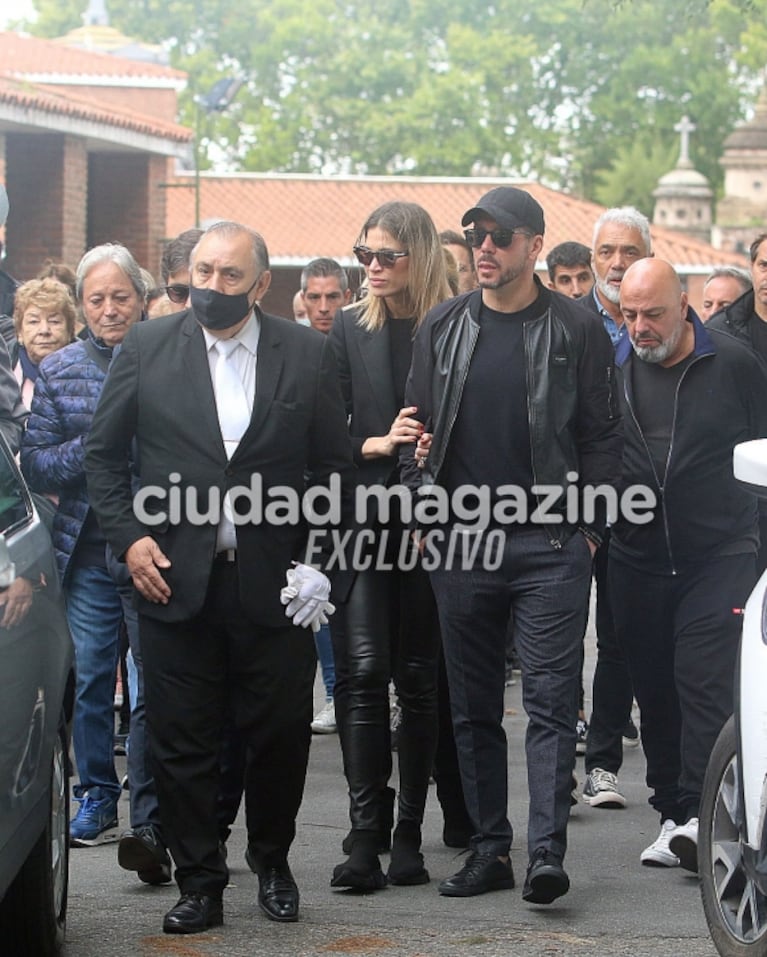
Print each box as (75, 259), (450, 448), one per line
(88, 153), (168, 276)
(4, 133), (89, 280)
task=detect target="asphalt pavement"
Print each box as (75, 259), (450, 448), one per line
(62, 623), (719, 957)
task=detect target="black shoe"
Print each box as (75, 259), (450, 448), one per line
(331, 831), (387, 891)
(341, 785), (395, 854)
(257, 864), (300, 922)
(118, 825), (172, 885)
(522, 849), (570, 904)
(387, 822), (429, 886)
(437, 850), (514, 897)
(162, 893), (223, 934)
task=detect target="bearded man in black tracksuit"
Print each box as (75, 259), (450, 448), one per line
(609, 258), (767, 876)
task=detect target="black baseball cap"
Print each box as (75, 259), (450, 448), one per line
(461, 186), (545, 236)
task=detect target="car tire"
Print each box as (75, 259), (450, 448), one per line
(0, 718), (69, 956)
(699, 715), (767, 957)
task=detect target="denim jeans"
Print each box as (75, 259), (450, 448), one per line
(429, 526), (592, 862)
(66, 563), (123, 803)
(314, 621), (335, 699)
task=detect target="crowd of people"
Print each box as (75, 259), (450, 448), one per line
(2, 175), (767, 936)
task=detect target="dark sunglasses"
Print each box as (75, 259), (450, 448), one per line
(353, 246), (409, 268)
(463, 227), (529, 249)
(165, 283), (190, 304)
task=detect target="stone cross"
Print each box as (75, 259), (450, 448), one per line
(674, 115), (696, 165)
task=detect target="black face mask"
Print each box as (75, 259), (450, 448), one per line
(190, 278), (259, 331)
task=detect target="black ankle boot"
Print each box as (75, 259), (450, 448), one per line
(342, 785), (395, 854)
(387, 821), (429, 885)
(331, 830), (386, 891)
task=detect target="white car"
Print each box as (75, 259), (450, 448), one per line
(699, 438), (767, 957)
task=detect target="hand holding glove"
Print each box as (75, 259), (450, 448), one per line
(280, 562), (335, 633)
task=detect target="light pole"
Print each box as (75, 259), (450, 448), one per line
(193, 77), (244, 228)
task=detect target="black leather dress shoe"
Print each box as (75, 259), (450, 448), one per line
(521, 849), (570, 904)
(438, 850), (514, 897)
(258, 865), (299, 922)
(118, 825), (172, 885)
(162, 893), (223, 934)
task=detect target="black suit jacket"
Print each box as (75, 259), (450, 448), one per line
(85, 308), (355, 627)
(330, 305), (402, 489)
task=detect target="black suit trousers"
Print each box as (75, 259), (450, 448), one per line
(140, 561), (316, 897)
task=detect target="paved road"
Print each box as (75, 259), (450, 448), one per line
(63, 632), (719, 957)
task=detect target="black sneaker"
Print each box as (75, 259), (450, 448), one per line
(118, 825), (172, 884)
(437, 850), (514, 897)
(522, 849), (569, 904)
(622, 716), (640, 748)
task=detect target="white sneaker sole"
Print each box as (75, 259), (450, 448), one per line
(311, 723), (337, 734)
(582, 791), (627, 809)
(640, 848), (679, 867)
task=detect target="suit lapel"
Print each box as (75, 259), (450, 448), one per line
(239, 312), (284, 444)
(357, 321), (398, 428)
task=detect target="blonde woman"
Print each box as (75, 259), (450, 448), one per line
(329, 201), (452, 890)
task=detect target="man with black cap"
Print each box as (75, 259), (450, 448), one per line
(400, 186), (622, 903)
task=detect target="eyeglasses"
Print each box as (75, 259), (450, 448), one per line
(353, 246), (409, 268)
(463, 227), (530, 249)
(165, 283), (190, 304)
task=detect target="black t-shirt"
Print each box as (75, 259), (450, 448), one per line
(443, 289), (549, 524)
(631, 351), (694, 483)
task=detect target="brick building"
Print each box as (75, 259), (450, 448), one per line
(0, 30), (191, 281)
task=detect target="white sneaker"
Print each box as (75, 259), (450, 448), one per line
(640, 819), (680, 867)
(669, 817), (698, 873)
(311, 699), (336, 734)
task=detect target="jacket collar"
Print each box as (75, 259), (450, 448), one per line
(615, 307), (713, 368)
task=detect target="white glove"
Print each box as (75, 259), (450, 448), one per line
(280, 563), (335, 633)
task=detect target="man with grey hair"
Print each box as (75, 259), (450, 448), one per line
(700, 265), (752, 322)
(577, 206), (652, 813)
(300, 257), (351, 335)
(21, 243), (149, 857)
(85, 221), (354, 934)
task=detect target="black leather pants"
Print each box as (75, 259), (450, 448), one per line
(332, 556), (440, 832)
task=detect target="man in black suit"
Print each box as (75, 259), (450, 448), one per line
(85, 221), (354, 935)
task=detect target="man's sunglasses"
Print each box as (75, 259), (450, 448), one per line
(463, 227), (529, 249)
(353, 246), (409, 268)
(165, 283), (190, 304)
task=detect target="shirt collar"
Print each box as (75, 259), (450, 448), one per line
(203, 310), (261, 356)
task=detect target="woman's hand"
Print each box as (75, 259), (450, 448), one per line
(361, 406), (423, 459)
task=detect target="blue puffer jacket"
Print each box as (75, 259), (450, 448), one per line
(20, 333), (113, 584)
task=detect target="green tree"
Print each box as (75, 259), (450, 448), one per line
(17, 0), (767, 208)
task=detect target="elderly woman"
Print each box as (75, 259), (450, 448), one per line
(13, 277), (76, 408)
(21, 245), (168, 882)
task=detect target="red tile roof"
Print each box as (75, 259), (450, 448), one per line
(0, 30), (185, 82)
(0, 75), (191, 143)
(167, 173), (749, 271)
